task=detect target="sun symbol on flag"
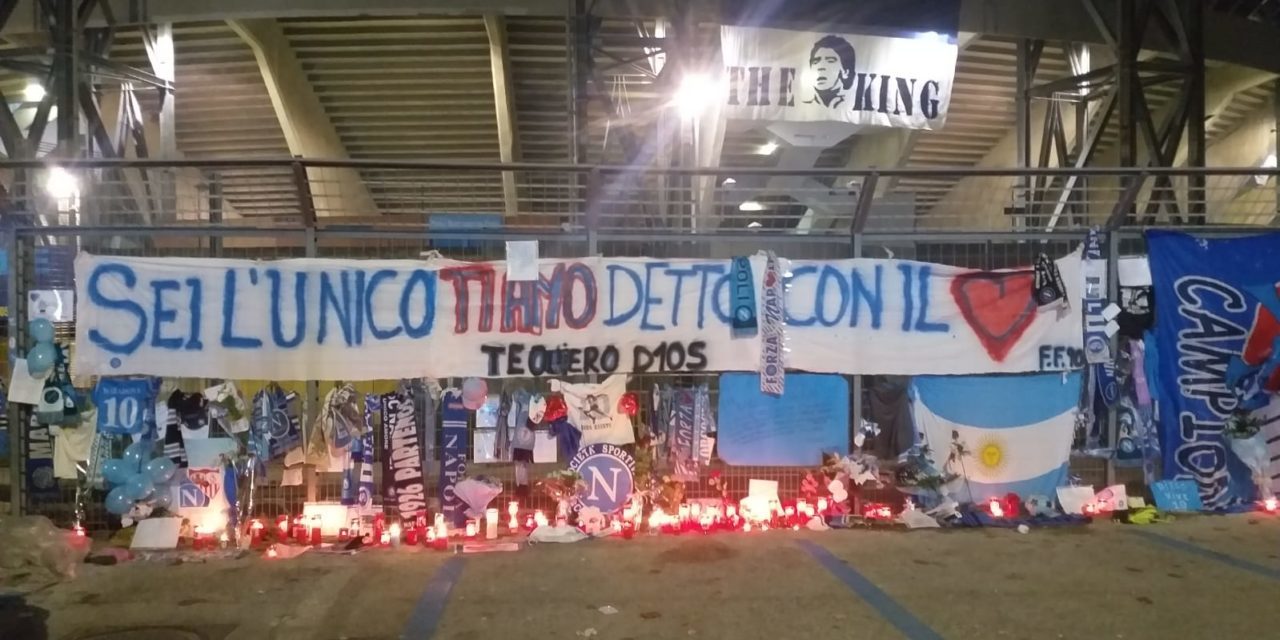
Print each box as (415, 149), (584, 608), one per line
(975, 436), (1006, 477)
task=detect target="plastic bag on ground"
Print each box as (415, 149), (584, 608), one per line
(0, 515), (91, 583)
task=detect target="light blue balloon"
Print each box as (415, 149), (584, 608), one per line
(122, 441), (152, 471)
(101, 459), (132, 485)
(29, 318), (54, 344)
(145, 457), (177, 484)
(26, 342), (56, 376)
(152, 490), (173, 510)
(105, 486), (133, 515)
(124, 473), (155, 500)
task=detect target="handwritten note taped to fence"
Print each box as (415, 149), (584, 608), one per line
(717, 373), (849, 466)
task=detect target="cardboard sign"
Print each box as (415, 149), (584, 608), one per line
(1151, 480), (1204, 512)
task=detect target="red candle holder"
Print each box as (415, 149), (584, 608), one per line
(249, 520), (265, 546)
(621, 521), (635, 540)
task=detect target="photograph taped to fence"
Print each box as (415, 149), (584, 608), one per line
(73, 251), (1083, 381)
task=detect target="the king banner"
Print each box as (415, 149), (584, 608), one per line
(1147, 230), (1276, 508)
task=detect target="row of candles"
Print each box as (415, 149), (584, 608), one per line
(239, 495), (872, 551)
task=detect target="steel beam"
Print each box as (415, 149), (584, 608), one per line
(229, 18), (378, 217)
(483, 14), (520, 217)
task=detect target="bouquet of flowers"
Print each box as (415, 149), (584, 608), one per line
(538, 469), (585, 503)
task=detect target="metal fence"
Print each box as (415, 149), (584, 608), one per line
(4, 159), (1275, 527)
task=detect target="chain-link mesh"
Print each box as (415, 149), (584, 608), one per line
(3, 158), (1232, 525)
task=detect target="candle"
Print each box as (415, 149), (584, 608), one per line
(988, 498), (1004, 518)
(690, 503), (702, 519)
(389, 522), (402, 547)
(372, 514), (385, 545)
(250, 520), (264, 545)
(1265, 497), (1278, 512)
(726, 505), (737, 519)
(485, 508), (499, 540)
(508, 501), (520, 531)
(426, 526), (437, 544)
(193, 528), (205, 551)
(338, 528), (349, 542)
(219, 532), (230, 549)
(73, 524), (86, 538)
(379, 531), (391, 546)
(796, 500), (808, 516)
(433, 523), (449, 550)
(277, 515), (289, 536)
(310, 516), (323, 546)
(648, 509), (664, 533)
(524, 514), (535, 530)
(817, 498), (829, 513)
(465, 520), (478, 539)
(533, 510), (548, 528)
(678, 504), (691, 522)
(621, 521), (635, 540)
(743, 522), (752, 532)
(292, 517), (306, 544)
(405, 522), (419, 546)
(612, 519), (623, 534)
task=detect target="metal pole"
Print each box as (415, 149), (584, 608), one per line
(1183, 0), (1206, 226)
(1105, 229), (1120, 487)
(53, 0), (79, 157)
(304, 225), (319, 504)
(5, 226), (21, 516)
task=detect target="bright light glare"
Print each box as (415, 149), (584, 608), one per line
(739, 200), (765, 212)
(1254, 153), (1276, 186)
(23, 82), (44, 102)
(674, 73), (718, 119)
(45, 167), (78, 200)
(914, 31), (951, 44)
(757, 141), (779, 155)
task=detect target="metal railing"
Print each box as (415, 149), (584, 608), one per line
(0, 158), (1275, 239)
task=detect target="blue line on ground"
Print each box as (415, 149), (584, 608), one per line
(1131, 529), (1280, 582)
(796, 539), (944, 640)
(402, 556), (466, 639)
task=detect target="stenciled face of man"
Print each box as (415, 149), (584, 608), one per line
(810, 47), (845, 92)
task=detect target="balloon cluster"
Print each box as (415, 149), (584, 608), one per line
(26, 318), (58, 377)
(101, 441), (178, 516)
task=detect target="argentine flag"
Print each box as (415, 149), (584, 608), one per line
(910, 371), (1082, 503)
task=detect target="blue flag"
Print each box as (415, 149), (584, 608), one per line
(1147, 230), (1273, 508)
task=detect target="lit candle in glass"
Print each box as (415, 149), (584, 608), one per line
(250, 519), (265, 546)
(465, 520), (478, 538)
(534, 510), (549, 528)
(678, 504), (691, 523)
(508, 501), (520, 531)
(485, 508), (499, 540)
(690, 503), (702, 519)
(817, 498), (828, 513)
(310, 515), (323, 546)
(796, 500), (808, 516)
(389, 522), (402, 547)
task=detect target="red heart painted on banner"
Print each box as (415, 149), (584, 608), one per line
(950, 271), (1038, 362)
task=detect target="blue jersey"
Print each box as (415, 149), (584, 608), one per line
(93, 377), (158, 435)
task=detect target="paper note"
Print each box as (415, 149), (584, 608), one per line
(1117, 256), (1152, 287)
(1102, 303), (1122, 321)
(7, 358), (48, 405)
(131, 517), (182, 550)
(748, 479), (779, 502)
(1056, 485), (1095, 515)
(505, 241), (539, 281)
(532, 430), (557, 463)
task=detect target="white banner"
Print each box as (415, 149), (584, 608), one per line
(73, 252), (1081, 381)
(720, 25), (957, 129)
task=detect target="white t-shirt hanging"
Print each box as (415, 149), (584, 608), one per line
(550, 375), (635, 446)
(52, 411), (96, 479)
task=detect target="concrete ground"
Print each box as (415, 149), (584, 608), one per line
(13, 513), (1280, 640)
